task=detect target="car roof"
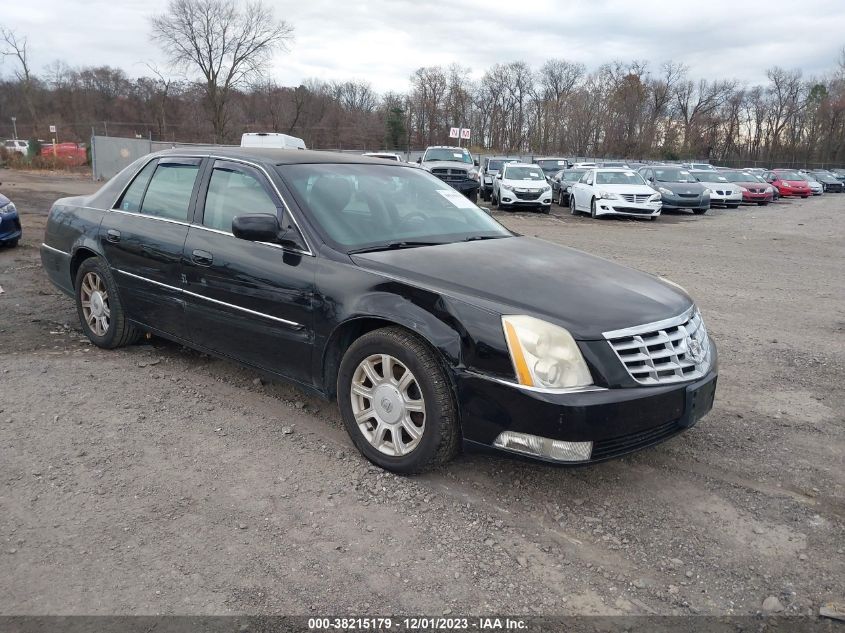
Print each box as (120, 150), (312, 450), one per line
(502, 162), (539, 169)
(152, 147), (397, 166)
(593, 167), (639, 172)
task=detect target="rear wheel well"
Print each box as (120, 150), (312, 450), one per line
(70, 248), (99, 288)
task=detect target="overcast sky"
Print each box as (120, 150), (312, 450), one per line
(3, 0), (844, 92)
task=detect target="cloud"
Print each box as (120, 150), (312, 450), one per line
(2, 0), (843, 92)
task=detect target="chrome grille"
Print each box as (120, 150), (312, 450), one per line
(620, 194), (651, 203)
(604, 307), (711, 385)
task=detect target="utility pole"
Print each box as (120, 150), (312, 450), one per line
(11, 117), (17, 139)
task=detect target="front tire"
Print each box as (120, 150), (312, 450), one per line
(337, 327), (460, 473)
(75, 257), (140, 349)
(590, 198), (597, 219)
(468, 190), (478, 204)
(570, 195), (577, 215)
(693, 208), (708, 215)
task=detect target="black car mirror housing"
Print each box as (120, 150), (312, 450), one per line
(232, 213), (284, 243)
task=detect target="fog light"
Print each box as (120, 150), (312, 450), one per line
(493, 431), (592, 462)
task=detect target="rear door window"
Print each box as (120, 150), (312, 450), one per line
(140, 159), (202, 222)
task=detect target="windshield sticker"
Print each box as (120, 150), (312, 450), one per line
(558, 161), (567, 165)
(625, 171), (636, 177)
(437, 189), (478, 209)
(453, 152), (463, 158)
(529, 171), (540, 177)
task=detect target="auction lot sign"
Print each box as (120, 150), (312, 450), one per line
(0, 616), (839, 632)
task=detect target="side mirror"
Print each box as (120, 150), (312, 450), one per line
(474, 159), (479, 167)
(496, 174), (502, 180)
(416, 157), (422, 164)
(232, 213), (283, 243)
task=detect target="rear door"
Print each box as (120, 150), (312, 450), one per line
(100, 156), (204, 340)
(181, 159), (317, 386)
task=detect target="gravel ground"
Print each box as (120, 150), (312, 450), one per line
(1, 168), (843, 617)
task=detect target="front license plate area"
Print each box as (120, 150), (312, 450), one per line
(683, 376), (717, 428)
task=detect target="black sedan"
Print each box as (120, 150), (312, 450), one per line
(550, 168), (587, 206)
(638, 166), (711, 214)
(809, 170), (844, 193)
(40, 148), (717, 473)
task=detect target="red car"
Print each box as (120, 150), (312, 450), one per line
(721, 171), (774, 205)
(763, 169), (811, 198)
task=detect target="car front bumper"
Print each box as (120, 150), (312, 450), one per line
(778, 186), (811, 197)
(456, 347), (718, 465)
(741, 191), (773, 203)
(0, 211), (22, 242)
(660, 193), (710, 211)
(709, 191), (743, 205)
(498, 189), (553, 207)
(594, 199), (661, 218)
(437, 178), (479, 198)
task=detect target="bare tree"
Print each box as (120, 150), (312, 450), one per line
(1, 28), (38, 124)
(150, 0), (293, 142)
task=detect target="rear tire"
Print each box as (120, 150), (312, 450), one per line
(570, 195), (577, 215)
(758, 201), (768, 206)
(75, 257), (140, 349)
(3, 239), (19, 248)
(468, 190), (478, 204)
(337, 327), (460, 473)
(728, 204), (740, 209)
(693, 208), (708, 215)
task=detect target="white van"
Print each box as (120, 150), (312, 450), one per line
(240, 133), (306, 150)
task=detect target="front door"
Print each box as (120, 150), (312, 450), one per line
(181, 159), (317, 386)
(100, 157), (204, 340)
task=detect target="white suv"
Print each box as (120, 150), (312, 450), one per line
(4, 139), (29, 156)
(491, 163), (553, 213)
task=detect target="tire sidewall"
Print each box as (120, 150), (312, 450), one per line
(337, 332), (450, 472)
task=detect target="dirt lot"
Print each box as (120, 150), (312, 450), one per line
(1, 168), (843, 617)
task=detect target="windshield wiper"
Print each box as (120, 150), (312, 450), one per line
(464, 235), (508, 242)
(348, 241), (443, 254)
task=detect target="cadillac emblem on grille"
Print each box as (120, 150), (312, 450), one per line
(687, 337), (705, 363)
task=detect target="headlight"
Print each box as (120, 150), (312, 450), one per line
(738, 186), (748, 192)
(468, 170), (479, 181)
(648, 193), (661, 201)
(596, 190), (618, 200)
(781, 181), (790, 187)
(500, 183), (513, 191)
(766, 186), (774, 193)
(542, 185), (551, 192)
(501, 315), (593, 390)
(658, 187), (673, 196)
(0, 202), (16, 214)
(703, 188), (712, 195)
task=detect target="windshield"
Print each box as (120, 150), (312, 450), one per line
(722, 171), (754, 183)
(691, 171), (727, 183)
(535, 159), (568, 172)
(775, 171), (804, 180)
(423, 148), (473, 164)
(654, 168), (697, 183)
(486, 159), (511, 171)
(562, 170), (586, 182)
(503, 166), (545, 181)
(595, 171), (646, 185)
(279, 163), (511, 251)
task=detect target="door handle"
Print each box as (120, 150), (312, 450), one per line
(106, 229), (121, 243)
(191, 249), (213, 266)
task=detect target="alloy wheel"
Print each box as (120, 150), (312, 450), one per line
(79, 271), (110, 336)
(350, 354), (426, 456)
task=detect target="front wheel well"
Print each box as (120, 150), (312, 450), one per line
(70, 247), (99, 287)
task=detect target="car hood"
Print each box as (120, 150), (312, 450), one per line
(654, 181), (707, 194)
(352, 236), (691, 340)
(502, 179), (548, 187)
(594, 183), (655, 194)
(0, 193), (10, 207)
